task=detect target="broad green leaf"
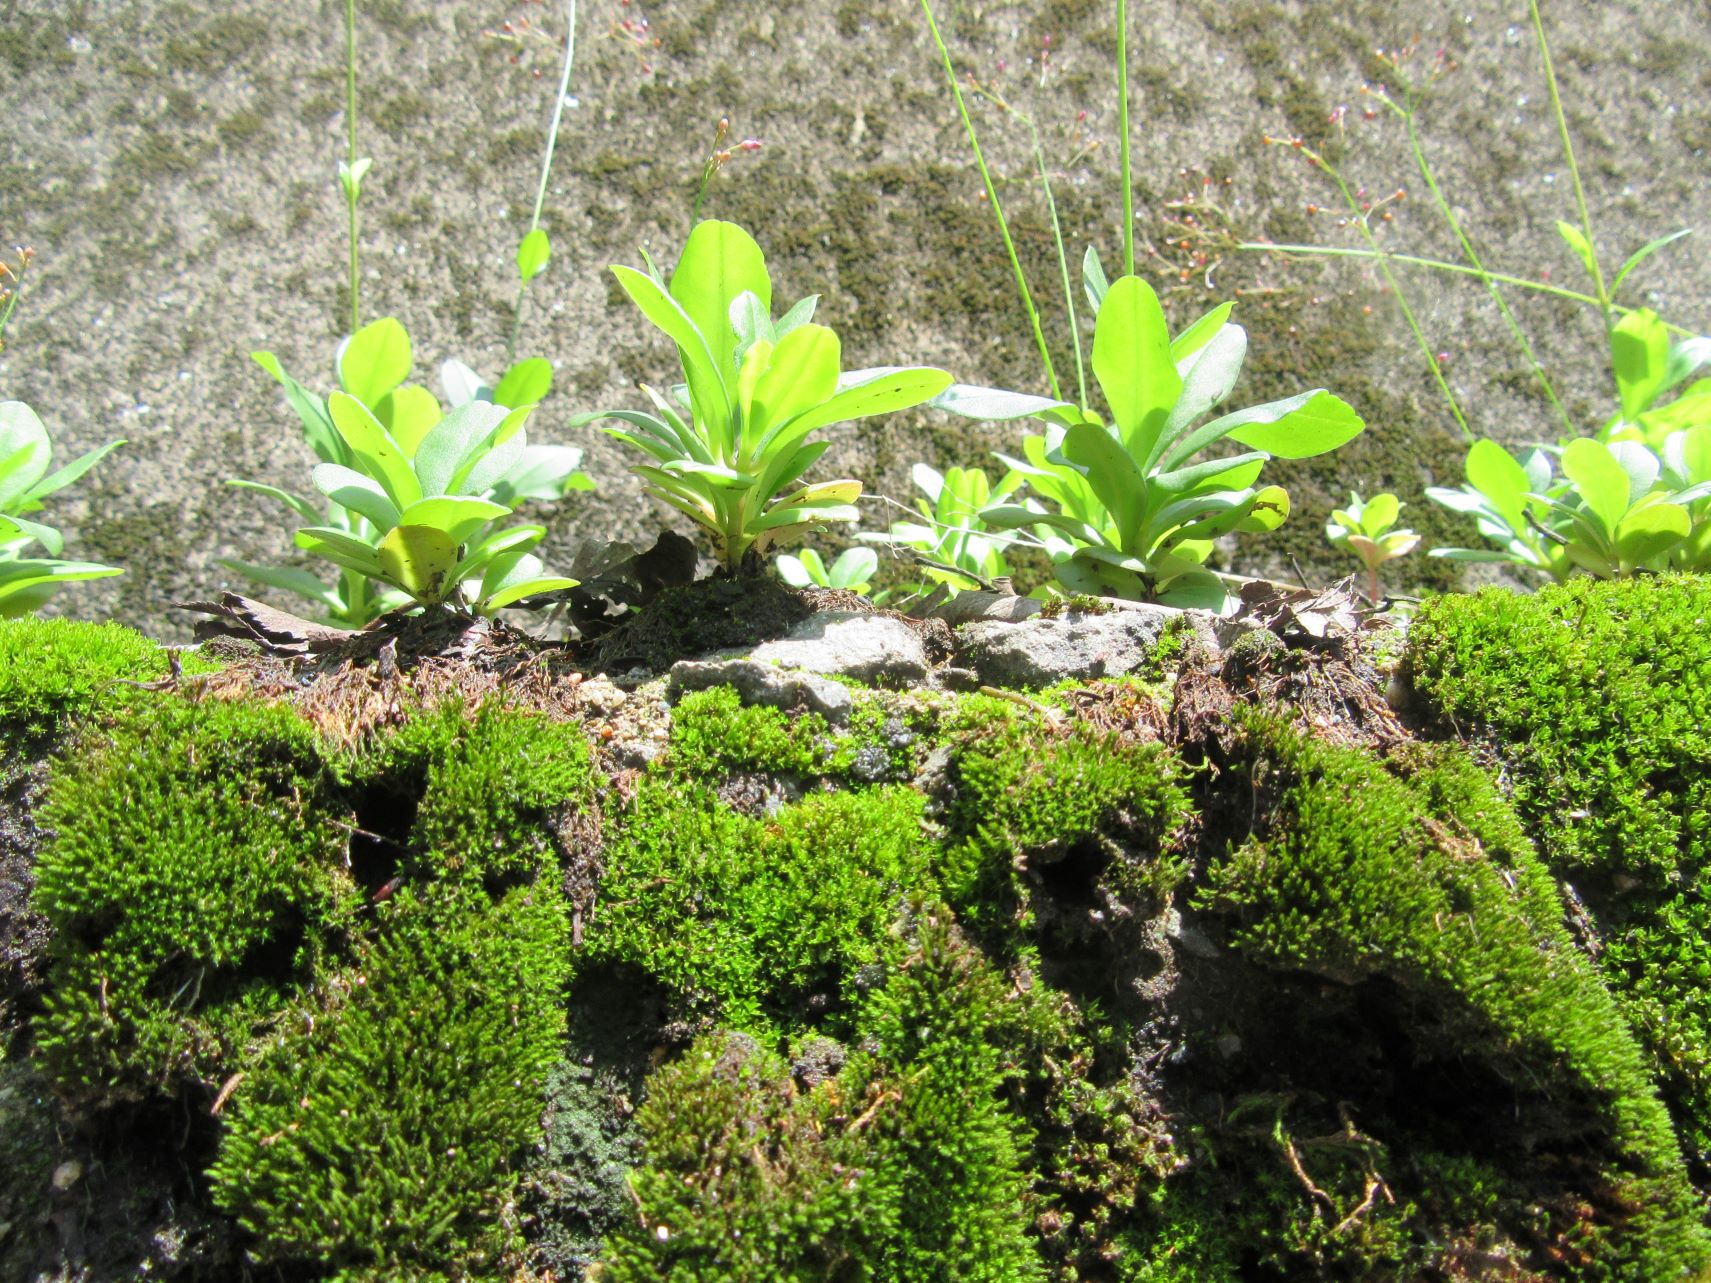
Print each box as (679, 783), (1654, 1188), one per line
(670, 220), (772, 380)
(1092, 276), (1179, 457)
(458, 429), (529, 500)
(667, 460), (756, 488)
(736, 339), (772, 424)
(1556, 220), (1599, 286)
(0, 401), (52, 509)
(378, 524), (457, 600)
(1061, 422), (1146, 548)
(327, 391), (422, 509)
(1561, 437), (1632, 537)
(612, 264), (732, 445)
(295, 527), (386, 578)
(747, 324), (841, 442)
(1151, 453), (1266, 496)
(1463, 439), (1535, 532)
(1156, 571), (1232, 613)
(1611, 309), (1670, 420)
(772, 366), (952, 439)
(1082, 245), (1110, 316)
(218, 560), (342, 612)
(227, 479), (326, 525)
(1159, 323), (1247, 453)
(441, 359), (489, 407)
(479, 570), (578, 613)
(254, 351), (344, 464)
(775, 294), (819, 337)
(1614, 501), (1689, 567)
(312, 464), (402, 530)
(412, 400), (513, 498)
(767, 479), (863, 513)
(493, 358), (552, 410)
(516, 228), (551, 283)
(1609, 438), (1660, 499)
(1222, 391), (1364, 459)
(4, 513), (59, 555)
(1170, 303), (1235, 366)
(396, 496), (510, 545)
(1361, 492), (1400, 531)
(729, 291), (773, 351)
(447, 524), (544, 585)
(1234, 484), (1290, 533)
(0, 561), (123, 615)
(377, 385), (443, 458)
(339, 316), (413, 408)
(775, 551), (818, 587)
(20, 438), (123, 505)
(929, 384), (1076, 423)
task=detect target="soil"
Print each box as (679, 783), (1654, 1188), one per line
(2, 1), (1706, 638)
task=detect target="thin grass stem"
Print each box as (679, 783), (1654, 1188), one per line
(1292, 141), (1472, 440)
(1117, 0), (1134, 278)
(344, 0), (360, 335)
(510, 0), (579, 362)
(1396, 102), (1575, 437)
(1234, 243), (1698, 336)
(1531, 0), (1608, 328)
(920, 0), (1061, 400)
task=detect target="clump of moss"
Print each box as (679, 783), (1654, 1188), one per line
(210, 878), (571, 1280)
(600, 909), (1043, 1281)
(1406, 575), (1711, 1167)
(667, 684), (930, 785)
(938, 695), (1190, 937)
(348, 700), (597, 886)
(1197, 715), (1711, 1277)
(33, 698), (351, 1104)
(0, 618), (219, 736)
(584, 780), (936, 1036)
(593, 1030), (867, 1281)
(1406, 576), (1709, 884)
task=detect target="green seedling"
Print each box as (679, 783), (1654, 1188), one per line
(970, 272), (1365, 613)
(0, 400), (124, 616)
(230, 316), (589, 621)
(863, 463), (1023, 597)
(592, 219), (953, 574)
(1325, 491), (1419, 604)
(774, 546), (877, 595)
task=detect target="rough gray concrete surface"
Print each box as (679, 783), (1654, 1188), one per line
(2, 0), (1706, 638)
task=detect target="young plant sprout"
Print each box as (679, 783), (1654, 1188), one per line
(1325, 491), (1419, 604)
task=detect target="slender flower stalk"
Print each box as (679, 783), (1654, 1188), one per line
(509, 0), (580, 361)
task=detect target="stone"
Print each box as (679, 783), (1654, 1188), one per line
(666, 658), (853, 726)
(955, 603), (1178, 688)
(749, 610), (928, 686)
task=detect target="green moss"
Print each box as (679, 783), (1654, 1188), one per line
(667, 684), (930, 785)
(939, 697), (1190, 935)
(603, 910), (1043, 1281)
(585, 780), (936, 1035)
(1197, 715), (1711, 1277)
(1407, 575), (1711, 1168)
(0, 617), (219, 735)
(596, 1031), (869, 1281)
(348, 700), (596, 886)
(33, 698), (351, 1103)
(210, 878), (570, 1279)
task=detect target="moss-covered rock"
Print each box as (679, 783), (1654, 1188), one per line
(1407, 575), (1711, 1175)
(4, 586), (1709, 1281)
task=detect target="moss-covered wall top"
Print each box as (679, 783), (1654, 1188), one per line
(3, 575), (1711, 1279)
(1, 0), (1707, 636)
